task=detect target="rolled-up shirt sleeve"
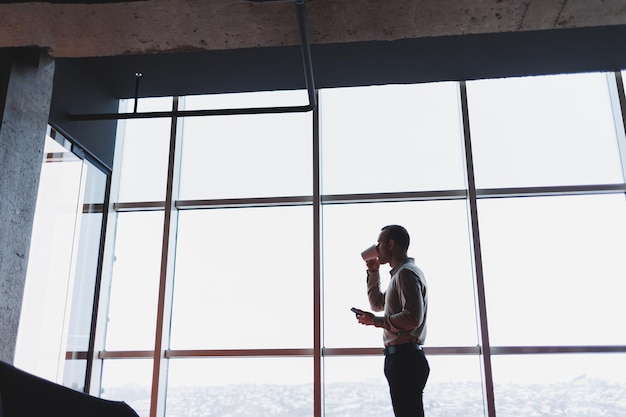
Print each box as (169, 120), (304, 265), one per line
(366, 270), (385, 312)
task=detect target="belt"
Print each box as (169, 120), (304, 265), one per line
(383, 343), (423, 355)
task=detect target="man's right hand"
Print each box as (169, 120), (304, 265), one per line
(366, 258), (380, 271)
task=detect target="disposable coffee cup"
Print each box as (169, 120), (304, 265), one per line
(360, 244), (378, 261)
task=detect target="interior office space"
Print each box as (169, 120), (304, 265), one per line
(2, 1), (626, 417)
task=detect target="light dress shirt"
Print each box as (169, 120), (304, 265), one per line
(366, 257), (428, 347)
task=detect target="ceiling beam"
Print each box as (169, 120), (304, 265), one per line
(1, 0), (626, 58)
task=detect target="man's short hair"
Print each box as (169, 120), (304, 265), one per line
(381, 224), (410, 252)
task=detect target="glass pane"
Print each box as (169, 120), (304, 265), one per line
(170, 206), (313, 349)
(105, 211), (164, 350)
(467, 72), (624, 188)
(101, 359), (152, 417)
(166, 357), (313, 417)
(322, 200), (477, 348)
(479, 194), (626, 346)
(132, 96), (174, 113)
(66, 212), (102, 351)
(324, 355), (485, 417)
(320, 82), (466, 195)
(63, 360), (87, 392)
(15, 149), (85, 382)
(425, 356), (485, 417)
(117, 97), (172, 202)
(67, 158), (108, 352)
(183, 89), (310, 110)
(83, 158), (108, 205)
(324, 356), (391, 417)
(44, 132), (70, 153)
(179, 92), (312, 200)
(492, 354), (626, 417)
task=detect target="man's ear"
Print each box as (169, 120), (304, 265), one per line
(388, 238), (396, 251)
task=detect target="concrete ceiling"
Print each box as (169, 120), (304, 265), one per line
(1, 0), (626, 58)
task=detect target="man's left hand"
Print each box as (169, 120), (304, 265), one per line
(356, 310), (375, 326)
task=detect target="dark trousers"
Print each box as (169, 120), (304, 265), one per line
(384, 348), (430, 417)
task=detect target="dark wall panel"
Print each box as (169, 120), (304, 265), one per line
(50, 59), (118, 170)
(64, 24), (626, 99)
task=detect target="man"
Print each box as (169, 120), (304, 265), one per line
(353, 225), (429, 417)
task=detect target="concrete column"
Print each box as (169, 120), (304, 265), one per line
(0, 48), (54, 364)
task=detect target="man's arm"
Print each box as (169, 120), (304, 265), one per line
(366, 259), (385, 312)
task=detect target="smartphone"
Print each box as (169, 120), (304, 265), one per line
(350, 307), (363, 316)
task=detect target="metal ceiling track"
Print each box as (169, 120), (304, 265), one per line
(68, 0), (316, 121)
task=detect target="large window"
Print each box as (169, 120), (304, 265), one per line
(79, 72), (626, 417)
